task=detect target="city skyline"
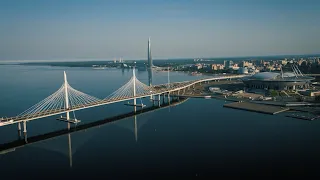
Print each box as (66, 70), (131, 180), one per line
(0, 0), (320, 61)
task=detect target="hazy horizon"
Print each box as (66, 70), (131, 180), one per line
(1, 53), (320, 64)
(1, 0), (320, 61)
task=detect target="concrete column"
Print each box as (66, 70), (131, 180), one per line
(17, 122), (22, 139)
(23, 121), (27, 133)
(23, 121), (27, 143)
(18, 122), (21, 131)
(158, 94), (161, 107)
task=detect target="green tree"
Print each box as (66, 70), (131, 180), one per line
(269, 90), (278, 97)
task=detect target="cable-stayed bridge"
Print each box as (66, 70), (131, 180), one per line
(0, 68), (247, 134)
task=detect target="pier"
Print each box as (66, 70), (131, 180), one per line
(223, 102), (290, 115)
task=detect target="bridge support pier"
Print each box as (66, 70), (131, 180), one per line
(23, 121), (27, 133)
(18, 122), (21, 131)
(23, 121), (28, 143)
(133, 97), (136, 107)
(158, 94), (161, 107)
(24, 133), (28, 143)
(167, 92), (171, 104)
(17, 122), (22, 139)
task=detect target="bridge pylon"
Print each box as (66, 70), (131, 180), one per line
(64, 71), (70, 121)
(56, 71), (81, 124)
(133, 68), (136, 106)
(123, 67), (147, 108)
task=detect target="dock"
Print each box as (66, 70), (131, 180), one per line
(223, 101), (290, 115)
(286, 114), (320, 121)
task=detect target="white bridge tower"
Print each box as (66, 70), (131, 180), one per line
(133, 68), (136, 106)
(64, 71), (70, 120)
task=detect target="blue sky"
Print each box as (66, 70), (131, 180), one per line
(0, 0), (319, 60)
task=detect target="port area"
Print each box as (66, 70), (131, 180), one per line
(223, 101), (290, 115)
(181, 79), (320, 120)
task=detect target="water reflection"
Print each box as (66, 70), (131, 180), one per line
(134, 112), (138, 142)
(0, 98), (188, 168)
(134, 106), (138, 142)
(68, 133), (72, 167)
(113, 105), (151, 141)
(121, 68), (125, 76)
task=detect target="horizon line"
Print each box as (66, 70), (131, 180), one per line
(1, 53), (320, 63)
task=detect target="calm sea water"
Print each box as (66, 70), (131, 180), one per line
(0, 65), (320, 178)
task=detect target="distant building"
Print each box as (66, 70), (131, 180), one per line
(195, 63), (203, 69)
(147, 37), (153, 67)
(298, 90), (320, 97)
(242, 66), (315, 90)
(212, 64), (224, 70)
(238, 67), (249, 74)
(240, 61), (253, 68)
(281, 60), (288, 65)
(224, 60), (234, 69)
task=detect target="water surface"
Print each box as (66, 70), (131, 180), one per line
(0, 65), (319, 178)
